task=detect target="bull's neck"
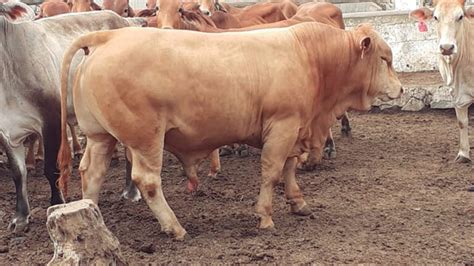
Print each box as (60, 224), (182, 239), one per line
(291, 24), (361, 117)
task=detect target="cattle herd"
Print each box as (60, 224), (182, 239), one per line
(0, 0), (472, 245)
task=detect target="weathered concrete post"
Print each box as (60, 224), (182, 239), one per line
(46, 199), (126, 266)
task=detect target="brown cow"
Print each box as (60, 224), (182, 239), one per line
(37, 0), (70, 18)
(58, 22), (402, 239)
(67, 0), (101, 12)
(102, 0), (135, 17)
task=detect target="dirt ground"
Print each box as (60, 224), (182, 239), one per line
(0, 73), (473, 264)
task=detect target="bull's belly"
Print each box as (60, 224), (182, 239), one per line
(163, 126), (262, 156)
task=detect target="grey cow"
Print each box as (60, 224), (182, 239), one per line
(0, 4), (145, 232)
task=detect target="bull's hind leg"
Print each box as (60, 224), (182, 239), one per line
(68, 123), (83, 158)
(207, 149), (221, 178)
(130, 136), (186, 240)
(80, 134), (117, 204)
(282, 157), (311, 216)
(256, 121), (299, 229)
(340, 111), (352, 137)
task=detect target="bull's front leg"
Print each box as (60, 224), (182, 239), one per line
(454, 105), (471, 163)
(256, 121), (299, 229)
(6, 145), (30, 232)
(282, 157), (311, 216)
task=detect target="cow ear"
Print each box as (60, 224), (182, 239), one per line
(466, 7), (474, 19)
(409, 7), (433, 21)
(360, 37), (371, 60)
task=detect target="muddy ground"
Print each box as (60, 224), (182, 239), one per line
(0, 73), (473, 264)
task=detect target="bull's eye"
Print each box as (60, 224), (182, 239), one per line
(155, 6), (159, 12)
(178, 7), (184, 13)
(124, 8), (128, 13)
(433, 15), (438, 21)
(457, 14), (464, 21)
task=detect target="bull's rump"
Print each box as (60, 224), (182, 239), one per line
(77, 27), (315, 151)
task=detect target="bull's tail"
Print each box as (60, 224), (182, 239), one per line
(57, 31), (114, 198)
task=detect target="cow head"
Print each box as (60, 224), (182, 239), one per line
(146, 0), (156, 9)
(0, 1), (33, 21)
(155, 0), (200, 29)
(68, 0), (94, 12)
(410, 0), (474, 57)
(349, 24), (403, 109)
(102, 0), (134, 17)
(198, 0), (225, 16)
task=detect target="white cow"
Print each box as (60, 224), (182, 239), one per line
(411, 0), (474, 162)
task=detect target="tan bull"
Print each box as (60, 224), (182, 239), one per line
(58, 23), (402, 240)
(411, 0), (474, 162)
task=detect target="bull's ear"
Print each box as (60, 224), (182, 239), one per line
(409, 7), (433, 21)
(360, 37), (371, 59)
(466, 7), (474, 19)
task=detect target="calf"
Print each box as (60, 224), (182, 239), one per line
(58, 22), (401, 240)
(411, 0), (474, 162)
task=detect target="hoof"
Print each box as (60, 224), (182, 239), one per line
(236, 145), (250, 157)
(455, 154), (471, 164)
(467, 185), (474, 192)
(207, 171), (219, 179)
(298, 161), (317, 172)
(323, 147), (336, 160)
(257, 216), (275, 230)
(187, 180), (198, 193)
(162, 226), (187, 241)
(121, 188), (142, 202)
(219, 146), (233, 156)
(341, 128), (352, 138)
(8, 216), (29, 233)
(290, 203), (312, 216)
(26, 164), (35, 172)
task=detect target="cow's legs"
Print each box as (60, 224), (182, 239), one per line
(7, 145), (30, 232)
(256, 123), (298, 229)
(207, 149), (220, 178)
(323, 129), (336, 160)
(340, 111), (352, 137)
(25, 137), (36, 171)
(455, 105), (471, 163)
(36, 136), (44, 162)
(43, 123), (64, 205)
(282, 157), (311, 216)
(121, 147), (141, 201)
(68, 123), (83, 157)
(80, 134), (117, 204)
(130, 139), (186, 240)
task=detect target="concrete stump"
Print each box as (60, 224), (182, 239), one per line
(46, 199), (126, 266)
